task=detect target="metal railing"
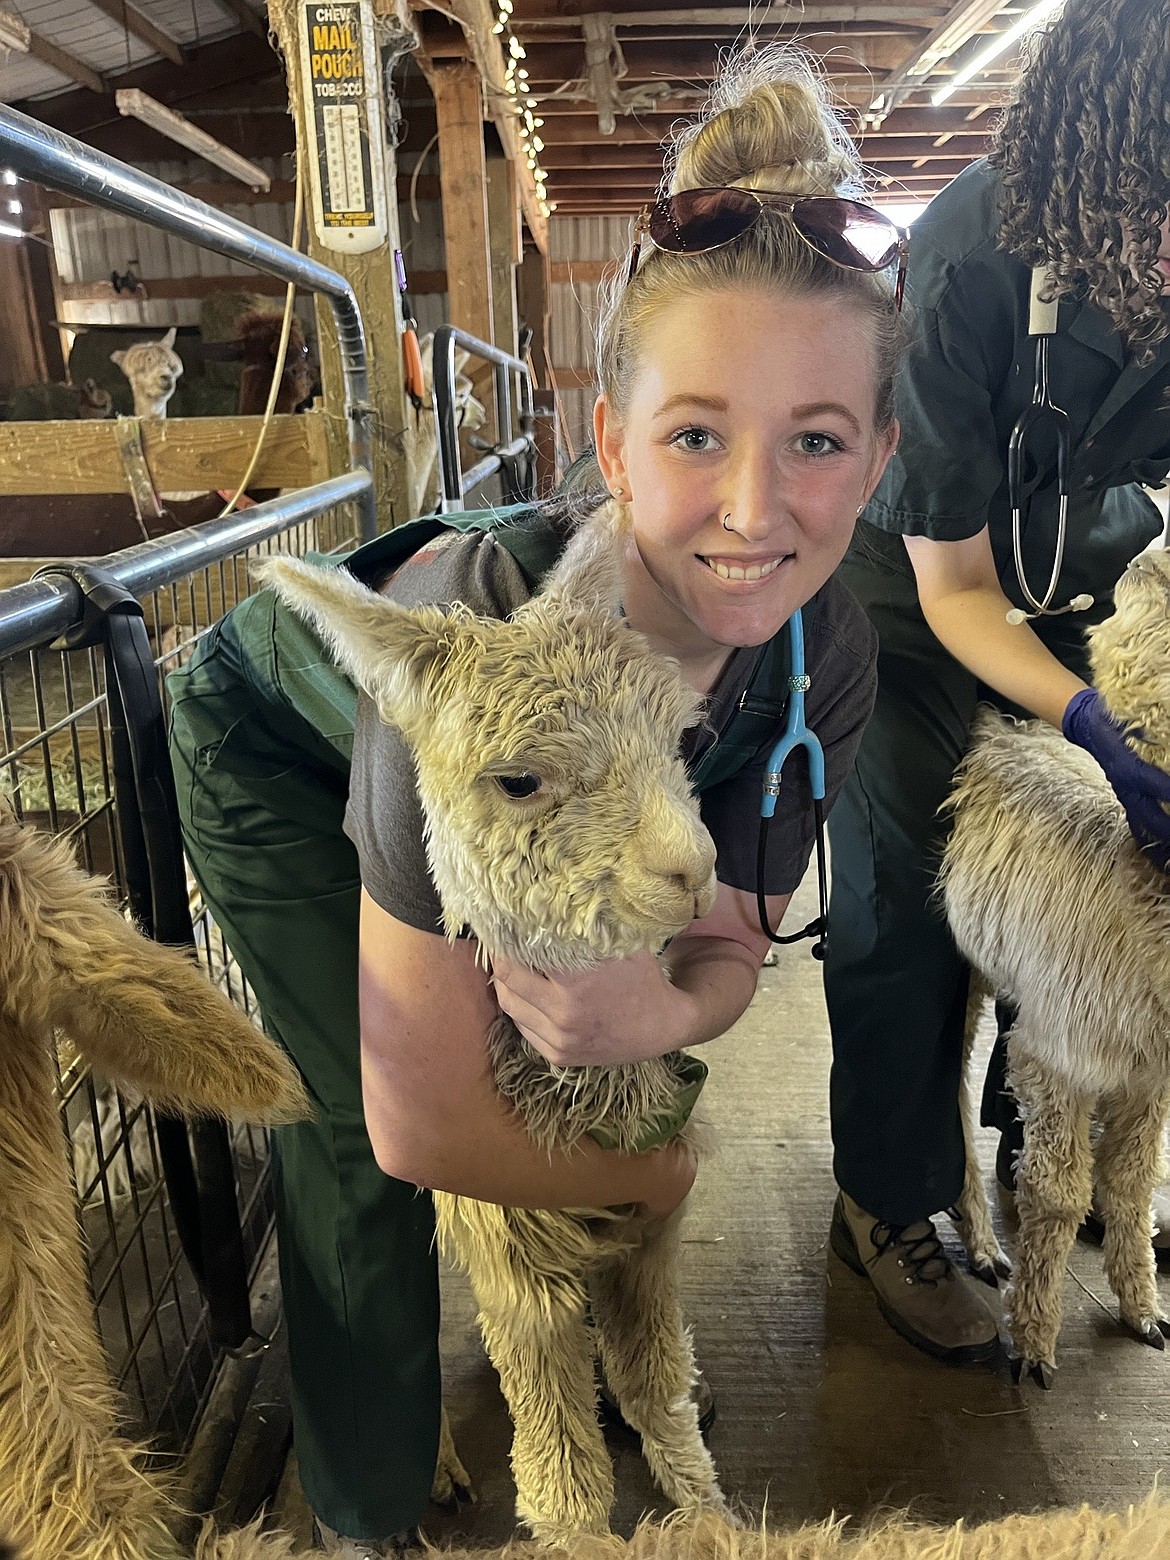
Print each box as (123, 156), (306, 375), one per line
(0, 101), (380, 1454)
(432, 324), (537, 512)
(0, 103), (377, 542)
(0, 482), (362, 1449)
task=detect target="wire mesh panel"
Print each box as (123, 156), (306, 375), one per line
(0, 501), (357, 1451)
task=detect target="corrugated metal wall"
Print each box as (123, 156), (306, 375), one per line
(548, 214), (627, 458)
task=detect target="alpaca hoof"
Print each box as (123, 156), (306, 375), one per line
(1009, 1354), (1054, 1389)
(1136, 1318), (1167, 1351)
(971, 1259), (1004, 1289)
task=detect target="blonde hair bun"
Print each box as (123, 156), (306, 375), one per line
(667, 44), (864, 199)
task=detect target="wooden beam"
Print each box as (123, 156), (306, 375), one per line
(486, 151), (521, 362)
(57, 275), (310, 302)
(521, 34), (915, 82)
(206, 0), (267, 38)
(82, 0), (186, 67)
(417, 0), (548, 252)
(46, 180), (298, 211)
(0, 415), (329, 496)
(25, 28), (106, 93)
(539, 131), (990, 167)
(432, 59), (495, 348)
(512, 1), (947, 19)
(14, 32), (279, 140)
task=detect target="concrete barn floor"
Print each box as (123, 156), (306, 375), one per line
(270, 868), (1170, 1545)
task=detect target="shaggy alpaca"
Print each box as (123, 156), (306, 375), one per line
(3, 818), (1167, 1560)
(110, 328), (184, 419)
(255, 500), (726, 1544)
(406, 333), (488, 515)
(0, 800), (310, 1560)
(941, 548), (1170, 1386)
(233, 310), (315, 417)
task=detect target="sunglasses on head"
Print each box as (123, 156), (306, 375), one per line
(627, 187), (909, 310)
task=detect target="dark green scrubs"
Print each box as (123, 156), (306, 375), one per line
(167, 591), (442, 1541)
(825, 158), (1170, 1227)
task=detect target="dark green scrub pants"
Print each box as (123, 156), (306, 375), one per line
(167, 593), (440, 1542)
(824, 529), (1093, 1228)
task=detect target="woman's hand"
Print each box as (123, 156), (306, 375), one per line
(1063, 688), (1170, 871)
(490, 949), (683, 1067)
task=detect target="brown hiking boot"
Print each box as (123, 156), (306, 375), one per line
(830, 1192), (1001, 1365)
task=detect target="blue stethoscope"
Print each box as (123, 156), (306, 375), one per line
(756, 608), (829, 958)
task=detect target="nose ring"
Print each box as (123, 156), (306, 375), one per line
(722, 512), (734, 532)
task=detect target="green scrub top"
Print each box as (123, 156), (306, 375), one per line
(867, 159), (1170, 626)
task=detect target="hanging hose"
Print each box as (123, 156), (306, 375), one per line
(216, 157), (307, 519)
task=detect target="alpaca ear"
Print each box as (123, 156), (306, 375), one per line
(160, 327), (177, 349)
(110, 349), (126, 369)
(539, 496), (628, 614)
(251, 555), (450, 734)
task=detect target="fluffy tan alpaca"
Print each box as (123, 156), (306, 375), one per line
(0, 800), (310, 1560)
(940, 549), (1170, 1386)
(110, 328), (184, 419)
(254, 501), (725, 1544)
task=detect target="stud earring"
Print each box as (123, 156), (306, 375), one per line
(612, 486), (623, 497)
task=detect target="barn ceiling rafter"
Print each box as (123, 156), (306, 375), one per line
(2, 0), (1045, 220)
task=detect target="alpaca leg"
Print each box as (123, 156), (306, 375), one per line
(476, 1292), (612, 1542)
(951, 975), (1011, 1285)
(1093, 1083), (1170, 1348)
(589, 1209), (725, 1516)
(1004, 1046), (1093, 1387)
(430, 1405), (475, 1507)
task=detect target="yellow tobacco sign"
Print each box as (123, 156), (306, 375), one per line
(297, 0), (388, 253)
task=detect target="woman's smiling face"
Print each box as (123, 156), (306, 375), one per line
(595, 285), (897, 663)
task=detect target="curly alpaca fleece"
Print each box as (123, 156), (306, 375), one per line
(254, 500), (724, 1542)
(942, 549), (1170, 1382)
(0, 803), (307, 1560)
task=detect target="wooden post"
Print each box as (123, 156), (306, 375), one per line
(486, 150), (520, 362)
(268, 0), (412, 529)
(0, 186), (65, 398)
(517, 243), (558, 492)
(432, 57), (496, 434)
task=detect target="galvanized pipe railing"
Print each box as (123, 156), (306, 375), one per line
(432, 324), (536, 512)
(0, 104), (377, 540)
(0, 471), (371, 658)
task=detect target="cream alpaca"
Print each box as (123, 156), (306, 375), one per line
(5, 808), (1169, 1558)
(111, 328), (184, 420)
(0, 799), (311, 1560)
(940, 549), (1170, 1386)
(255, 500), (726, 1544)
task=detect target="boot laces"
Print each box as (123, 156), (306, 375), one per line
(870, 1218), (951, 1285)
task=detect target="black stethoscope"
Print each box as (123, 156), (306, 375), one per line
(1005, 265), (1096, 626)
(755, 608), (829, 958)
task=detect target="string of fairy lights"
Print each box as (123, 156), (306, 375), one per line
(490, 0), (556, 217)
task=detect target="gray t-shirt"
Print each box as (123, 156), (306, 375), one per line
(343, 528), (877, 934)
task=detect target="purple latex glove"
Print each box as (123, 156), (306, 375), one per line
(1063, 688), (1170, 874)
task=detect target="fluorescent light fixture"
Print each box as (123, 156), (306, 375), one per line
(0, 220), (24, 239)
(6, 198), (20, 214)
(0, 7), (31, 50)
(932, 0), (1063, 105)
(114, 89), (272, 191)
(1, 169), (17, 184)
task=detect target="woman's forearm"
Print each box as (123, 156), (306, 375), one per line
(919, 582), (1087, 727)
(361, 1037), (694, 1211)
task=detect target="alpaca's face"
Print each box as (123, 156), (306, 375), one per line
(110, 333), (183, 404)
(407, 602), (717, 966)
(255, 521), (719, 969)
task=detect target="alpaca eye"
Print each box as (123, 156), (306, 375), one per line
(495, 773), (542, 799)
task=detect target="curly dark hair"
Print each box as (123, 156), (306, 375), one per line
(989, 0), (1170, 363)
